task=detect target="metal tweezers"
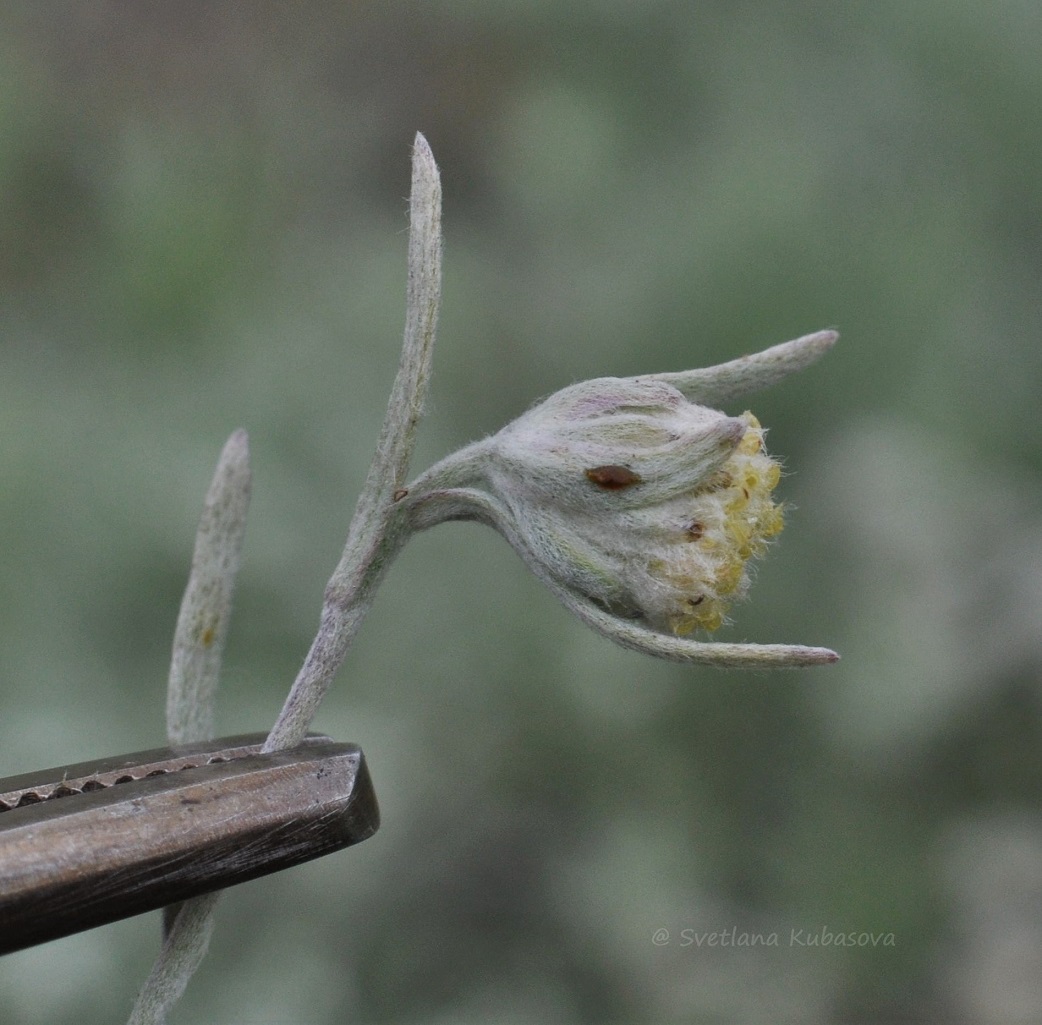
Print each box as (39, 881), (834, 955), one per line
(0, 733), (379, 955)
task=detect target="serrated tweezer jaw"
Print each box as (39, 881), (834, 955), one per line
(0, 733), (378, 955)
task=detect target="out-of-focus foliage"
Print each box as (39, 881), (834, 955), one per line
(2, 3), (1041, 1022)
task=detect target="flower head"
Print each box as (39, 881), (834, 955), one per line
(485, 373), (785, 634)
(404, 330), (839, 667)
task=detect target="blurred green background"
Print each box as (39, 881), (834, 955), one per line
(2, 3), (1041, 1023)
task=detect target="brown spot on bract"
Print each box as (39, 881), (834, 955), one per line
(585, 465), (642, 489)
(201, 626), (215, 647)
(685, 521), (705, 541)
(393, 488), (409, 502)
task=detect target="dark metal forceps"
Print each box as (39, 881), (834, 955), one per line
(0, 733), (379, 955)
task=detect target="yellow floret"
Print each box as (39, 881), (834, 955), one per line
(655, 411), (785, 634)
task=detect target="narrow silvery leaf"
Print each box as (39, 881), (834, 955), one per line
(166, 429), (252, 745)
(653, 330), (837, 405)
(556, 589), (839, 668)
(263, 132), (442, 753)
(131, 431), (251, 1025)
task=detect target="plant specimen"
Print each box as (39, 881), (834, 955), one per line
(128, 134), (837, 1024)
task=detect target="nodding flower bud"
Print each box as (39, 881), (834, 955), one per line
(403, 330), (839, 667)
(483, 379), (784, 634)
